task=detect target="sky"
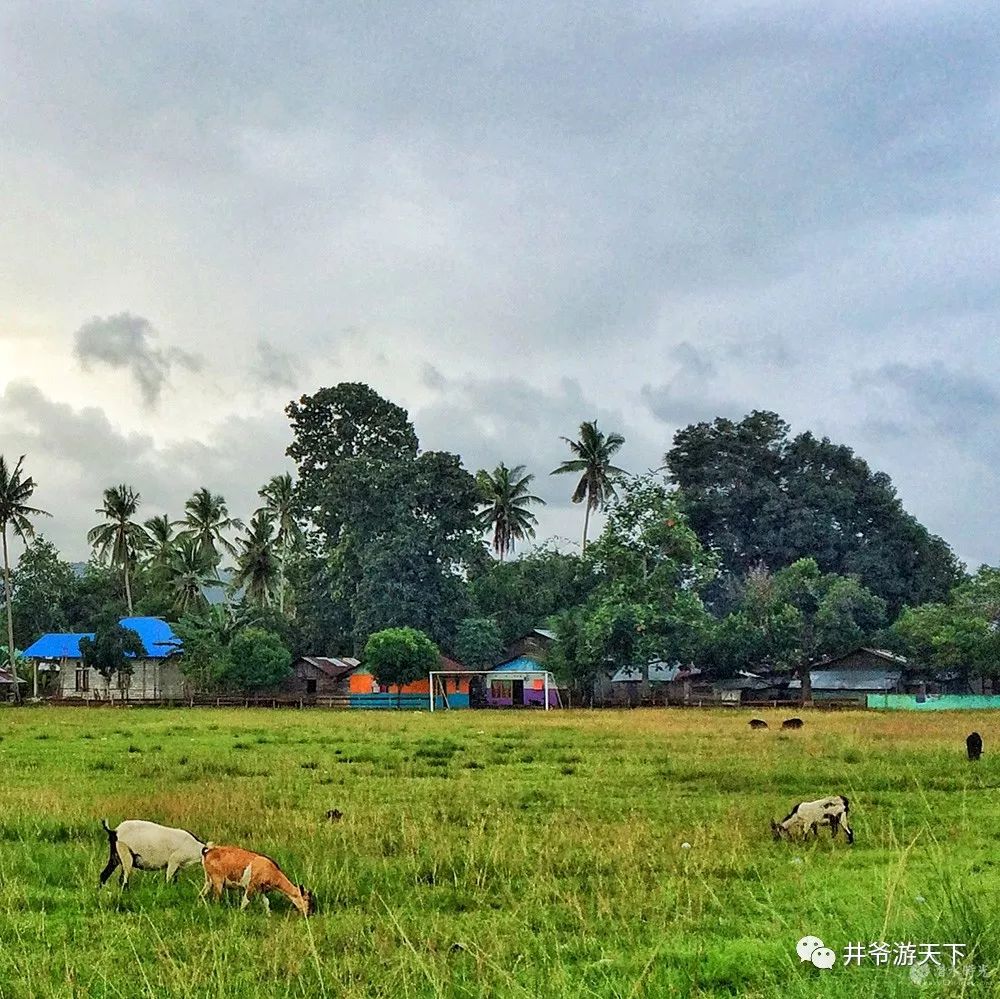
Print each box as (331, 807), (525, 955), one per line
(1, 1), (998, 568)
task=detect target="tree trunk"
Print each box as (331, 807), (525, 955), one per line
(581, 503), (592, 553)
(123, 559), (133, 615)
(800, 663), (813, 707)
(2, 528), (20, 704)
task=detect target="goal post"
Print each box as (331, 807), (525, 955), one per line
(428, 669), (561, 711)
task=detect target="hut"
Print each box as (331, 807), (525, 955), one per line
(281, 656), (359, 699)
(484, 656), (561, 708)
(609, 661), (703, 706)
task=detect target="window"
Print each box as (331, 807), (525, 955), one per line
(75, 667), (89, 692)
(306, 678), (317, 694)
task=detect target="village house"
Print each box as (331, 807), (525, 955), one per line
(787, 647), (907, 704)
(22, 617), (184, 701)
(280, 656), (360, 700)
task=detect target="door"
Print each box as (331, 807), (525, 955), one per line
(511, 679), (524, 706)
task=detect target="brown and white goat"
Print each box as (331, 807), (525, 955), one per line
(200, 845), (315, 916)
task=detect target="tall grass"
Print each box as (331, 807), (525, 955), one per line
(0, 707), (997, 997)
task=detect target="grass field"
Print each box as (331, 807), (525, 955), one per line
(1, 706), (999, 998)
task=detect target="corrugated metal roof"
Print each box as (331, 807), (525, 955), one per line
(788, 668), (902, 692)
(22, 617), (181, 660)
(296, 656), (358, 679)
(812, 647), (907, 669)
(533, 628), (557, 641)
(611, 661), (702, 683)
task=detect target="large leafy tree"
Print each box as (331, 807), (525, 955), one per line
(257, 473), (303, 614)
(364, 626), (439, 705)
(0, 455), (50, 701)
(581, 476), (717, 674)
(10, 537), (76, 648)
(454, 617), (504, 669)
(286, 383), (418, 542)
(893, 566), (1000, 688)
(222, 628), (292, 692)
(179, 488), (243, 565)
(286, 384), (483, 651)
(551, 420), (627, 552)
(550, 476), (716, 697)
(665, 411), (962, 614)
(231, 511), (279, 609)
(468, 544), (597, 645)
(705, 558), (887, 702)
(475, 463), (545, 560)
(87, 485), (147, 615)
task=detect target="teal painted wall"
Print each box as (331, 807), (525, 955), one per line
(868, 694), (1000, 711)
(349, 693), (470, 710)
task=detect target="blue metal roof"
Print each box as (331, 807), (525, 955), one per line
(22, 617), (182, 660)
(491, 656), (543, 673)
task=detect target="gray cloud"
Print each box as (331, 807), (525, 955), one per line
(73, 313), (201, 406)
(2, 2), (999, 570)
(0, 381), (290, 561)
(252, 339), (300, 390)
(852, 362), (1000, 467)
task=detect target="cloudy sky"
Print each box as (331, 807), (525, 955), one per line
(1, 1), (997, 567)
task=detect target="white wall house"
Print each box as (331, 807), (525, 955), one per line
(22, 617), (185, 701)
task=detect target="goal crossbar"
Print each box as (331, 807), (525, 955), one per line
(428, 669), (560, 711)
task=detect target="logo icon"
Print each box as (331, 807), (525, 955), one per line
(797, 936), (835, 970)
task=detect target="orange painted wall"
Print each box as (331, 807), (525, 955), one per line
(349, 670), (470, 695)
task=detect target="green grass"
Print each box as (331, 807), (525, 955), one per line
(1, 706), (999, 998)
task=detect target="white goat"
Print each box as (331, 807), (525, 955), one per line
(771, 795), (853, 844)
(100, 819), (209, 887)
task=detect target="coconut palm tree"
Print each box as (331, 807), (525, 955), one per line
(550, 420), (627, 552)
(257, 473), (303, 613)
(143, 514), (176, 568)
(87, 485), (147, 615)
(475, 463), (546, 561)
(179, 488), (243, 565)
(231, 511), (279, 608)
(166, 537), (222, 616)
(0, 455), (50, 702)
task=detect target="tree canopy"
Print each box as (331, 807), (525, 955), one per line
(665, 411), (962, 614)
(364, 627), (439, 694)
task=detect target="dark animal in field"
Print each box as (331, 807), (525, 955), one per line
(967, 732), (983, 761)
(782, 718), (804, 730)
(749, 719), (768, 730)
(771, 795), (853, 844)
(325, 809), (343, 822)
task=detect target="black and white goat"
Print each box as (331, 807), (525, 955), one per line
(771, 795), (853, 844)
(100, 819), (209, 887)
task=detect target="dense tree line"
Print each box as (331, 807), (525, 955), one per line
(1, 388), (991, 702)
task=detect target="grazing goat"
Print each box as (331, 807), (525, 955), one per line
(749, 719), (768, 730)
(782, 718), (804, 730)
(968, 732), (983, 761)
(100, 819), (208, 887)
(771, 795), (853, 844)
(325, 809), (343, 822)
(200, 845), (315, 916)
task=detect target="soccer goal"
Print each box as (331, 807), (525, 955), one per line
(427, 669), (562, 711)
